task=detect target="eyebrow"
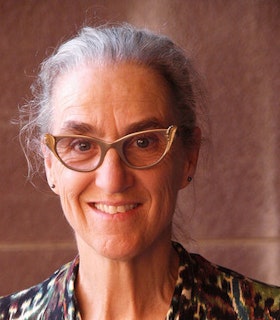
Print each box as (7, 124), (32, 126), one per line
(60, 121), (96, 135)
(125, 118), (167, 134)
(59, 118), (168, 137)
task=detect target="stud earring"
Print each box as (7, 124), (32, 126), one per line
(187, 176), (192, 183)
(51, 184), (55, 189)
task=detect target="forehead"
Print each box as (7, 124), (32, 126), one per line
(50, 62), (175, 135)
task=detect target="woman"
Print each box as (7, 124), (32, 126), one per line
(0, 24), (279, 320)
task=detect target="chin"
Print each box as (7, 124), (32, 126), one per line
(100, 239), (145, 261)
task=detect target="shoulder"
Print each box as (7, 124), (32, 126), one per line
(172, 242), (280, 319)
(0, 259), (78, 319)
(189, 252), (280, 319)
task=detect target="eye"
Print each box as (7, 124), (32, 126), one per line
(73, 139), (92, 152)
(69, 138), (93, 152)
(136, 137), (150, 148)
(57, 137), (98, 155)
(128, 133), (160, 150)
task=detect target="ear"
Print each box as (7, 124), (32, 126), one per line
(180, 127), (201, 189)
(41, 143), (59, 194)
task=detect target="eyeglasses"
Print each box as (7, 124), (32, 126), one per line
(43, 125), (177, 172)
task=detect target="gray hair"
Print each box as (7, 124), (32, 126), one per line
(19, 23), (205, 179)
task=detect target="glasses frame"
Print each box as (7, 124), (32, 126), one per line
(43, 125), (178, 172)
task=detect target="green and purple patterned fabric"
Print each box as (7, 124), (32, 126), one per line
(1, 242), (279, 319)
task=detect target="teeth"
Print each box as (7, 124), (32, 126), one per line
(94, 203), (137, 214)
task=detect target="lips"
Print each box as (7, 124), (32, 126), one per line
(94, 203), (138, 214)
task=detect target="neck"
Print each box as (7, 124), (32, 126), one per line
(75, 237), (179, 320)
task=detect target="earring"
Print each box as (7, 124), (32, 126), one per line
(51, 184), (55, 189)
(187, 176), (192, 183)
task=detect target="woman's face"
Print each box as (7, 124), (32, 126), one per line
(44, 62), (199, 260)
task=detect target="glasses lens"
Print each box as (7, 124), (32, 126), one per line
(123, 130), (168, 167)
(56, 136), (101, 171)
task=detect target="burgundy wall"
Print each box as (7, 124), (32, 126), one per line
(0, 0), (279, 295)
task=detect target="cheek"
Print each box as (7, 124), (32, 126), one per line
(53, 162), (93, 199)
(163, 155), (187, 190)
(147, 160), (183, 212)
(54, 169), (93, 228)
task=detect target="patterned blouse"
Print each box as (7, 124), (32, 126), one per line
(0, 242), (279, 319)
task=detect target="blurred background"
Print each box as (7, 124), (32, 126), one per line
(0, 0), (279, 295)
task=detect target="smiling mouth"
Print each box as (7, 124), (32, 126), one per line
(94, 203), (138, 214)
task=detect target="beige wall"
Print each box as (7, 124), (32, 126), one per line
(0, 0), (279, 295)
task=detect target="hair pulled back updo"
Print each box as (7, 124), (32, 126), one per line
(19, 24), (206, 179)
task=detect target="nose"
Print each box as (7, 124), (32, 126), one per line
(94, 148), (134, 194)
